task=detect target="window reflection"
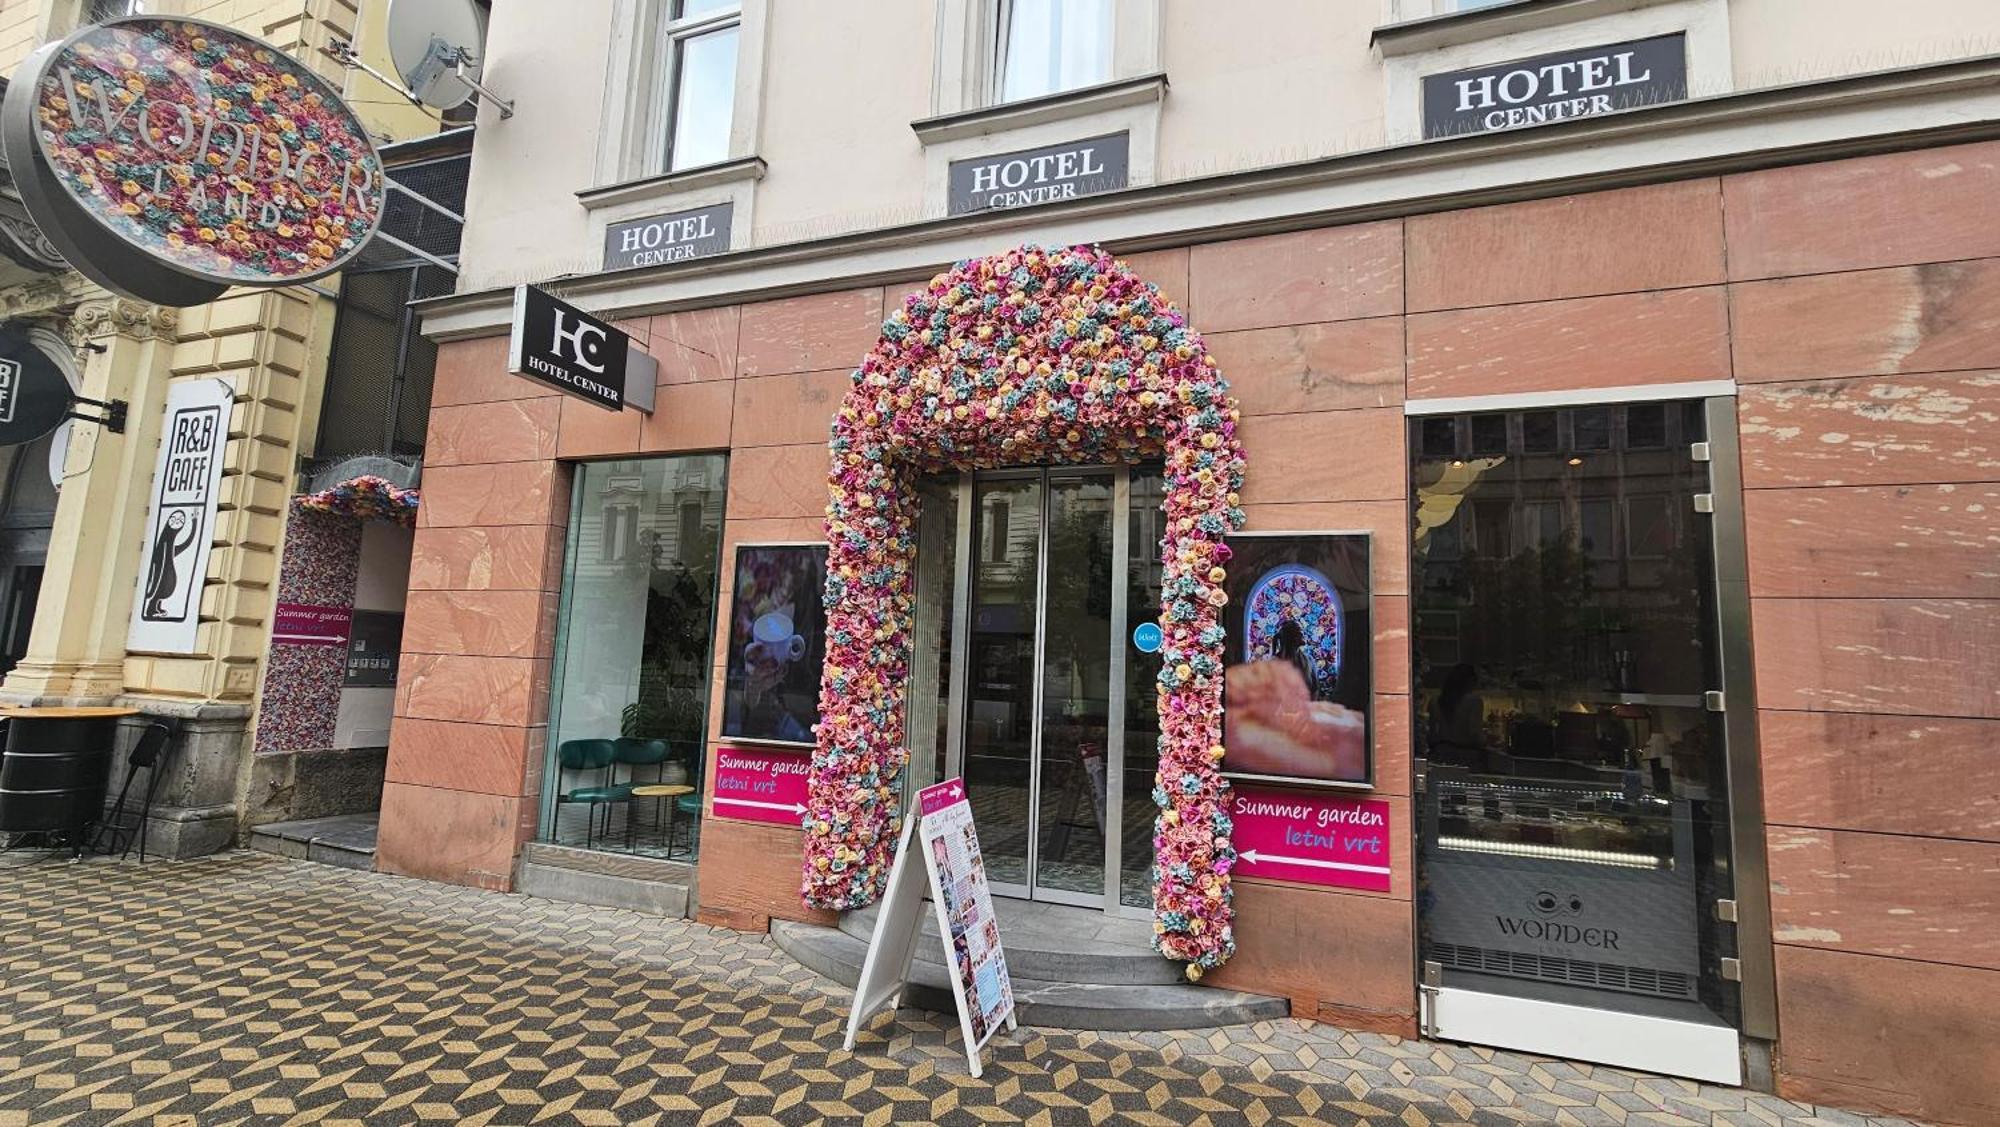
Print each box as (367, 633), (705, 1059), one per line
(546, 456), (726, 859)
(1412, 403), (1740, 1028)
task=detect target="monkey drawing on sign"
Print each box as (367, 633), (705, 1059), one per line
(142, 510), (200, 620)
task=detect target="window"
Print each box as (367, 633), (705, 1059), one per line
(998, 0), (1112, 103)
(659, 0), (740, 171)
(546, 456), (728, 859)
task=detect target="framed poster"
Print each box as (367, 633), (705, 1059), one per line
(720, 542), (828, 746)
(1220, 532), (1373, 789)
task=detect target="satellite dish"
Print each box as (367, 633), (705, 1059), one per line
(387, 0), (489, 112)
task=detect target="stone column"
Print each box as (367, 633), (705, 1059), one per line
(0, 296), (179, 705)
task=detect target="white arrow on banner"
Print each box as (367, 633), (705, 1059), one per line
(1238, 849), (1391, 876)
(713, 796), (807, 816)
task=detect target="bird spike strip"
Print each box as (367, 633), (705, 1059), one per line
(806, 244), (1246, 976)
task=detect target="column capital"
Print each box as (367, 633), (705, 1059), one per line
(67, 297), (179, 347)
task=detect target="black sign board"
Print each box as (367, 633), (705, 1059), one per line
(0, 329), (74, 447)
(947, 133), (1129, 216)
(507, 285), (630, 412)
(604, 202), (733, 271)
(1421, 34), (1687, 139)
(344, 610), (403, 688)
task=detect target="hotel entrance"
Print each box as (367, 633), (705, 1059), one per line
(910, 466), (1165, 911)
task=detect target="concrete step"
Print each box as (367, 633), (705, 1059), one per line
(773, 919), (1288, 1032)
(249, 815), (377, 872)
(513, 842), (694, 919)
(839, 902), (1186, 986)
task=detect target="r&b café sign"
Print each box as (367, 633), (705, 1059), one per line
(1422, 34), (1688, 139)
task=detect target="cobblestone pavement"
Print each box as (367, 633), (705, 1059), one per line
(0, 851), (1917, 1127)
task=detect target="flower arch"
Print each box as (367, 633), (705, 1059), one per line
(805, 244), (1246, 975)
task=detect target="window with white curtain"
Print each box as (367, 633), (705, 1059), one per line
(659, 0), (740, 171)
(998, 0), (1113, 103)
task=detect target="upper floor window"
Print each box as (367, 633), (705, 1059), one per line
(660, 0), (740, 171)
(998, 0), (1112, 103)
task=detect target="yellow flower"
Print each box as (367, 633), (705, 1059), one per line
(280, 74), (299, 88)
(198, 227), (216, 241)
(119, 201), (139, 215)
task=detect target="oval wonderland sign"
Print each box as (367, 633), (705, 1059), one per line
(1, 16), (386, 306)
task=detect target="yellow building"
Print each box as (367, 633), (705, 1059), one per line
(0, 0), (459, 855)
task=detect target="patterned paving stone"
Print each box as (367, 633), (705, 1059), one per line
(0, 851), (1931, 1126)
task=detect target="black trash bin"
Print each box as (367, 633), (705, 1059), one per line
(0, 707), (136, 854)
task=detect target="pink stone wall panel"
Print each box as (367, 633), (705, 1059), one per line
(1207, 881), (1415, 1030)
(649, 306), (741, 378)
(1232, 409), (1405, 506)
(1237, 499), (1410, 595)
(1406, 179), (1726, 312)
(430, 336), (550, 408)
(1116, 247), (1190, 313)
(1772, 945), (2000, 1126)
(1724, 140), (2000, 280)
(398, 652), (547, 727)
(723, 442), (833, 520)
(1188, 221), (1403, 332)
(385, 717), (537, 798)
(374, 781), (529, 892)
(1750, 597), (2000, 718)
(555, 396), (642, 459)
(1743, 484), (2000, 599)
(1769, 826), (2000, 969)
(402, 589), (553, 661)
(426, 398), (561, 466)
(1731, 259), (2000, 383)
(416, 462), (562, 529)
(735, 288), (884, 378)
(1760, 710), (2000, 842)
(1206, 318), (1405, 416)
(1406, 287), (1731, 401)
(639, 381), (735, 451)
(1738, 371), (2000, 488)
(731, 369), (850, 447)
(408, 525), (562, 592)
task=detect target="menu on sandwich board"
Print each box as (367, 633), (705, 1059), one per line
(843, 777), (1016, 1076)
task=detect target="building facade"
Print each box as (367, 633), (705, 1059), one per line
(0, 0), (454, 852)
(393, 2), (1998, 1123)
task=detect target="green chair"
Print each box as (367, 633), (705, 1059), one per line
(555, 739), (627, 850)
(671, 793), (702, 858)
(613, 738), (669, 848)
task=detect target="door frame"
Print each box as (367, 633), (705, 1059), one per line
(1404, 383), (1777, 1082)
(931, 464), (1143, 913)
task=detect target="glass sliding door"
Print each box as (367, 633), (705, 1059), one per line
(543, 455), (726, 859)
(922, 464), (1162, 911)
(964, 474), (1042, 893)
(1411, 399), (1746, 1083)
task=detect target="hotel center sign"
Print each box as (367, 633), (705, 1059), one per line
(1422, 34), (1688, 139)
(947, 133), (1129, 215)
(603, 201), (732, 271)
(1, 15), (386, 307)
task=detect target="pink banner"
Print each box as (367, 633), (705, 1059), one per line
(918, 777), (968, 817)
(1230, 785), (1392, 892)
(272, 602), (351, 647)
(711, 745), (810, 826)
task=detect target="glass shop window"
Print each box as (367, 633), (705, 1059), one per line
(544, 456), (727, 859)
(660, 0), (740, 171)
(998, 0), (1113, 103)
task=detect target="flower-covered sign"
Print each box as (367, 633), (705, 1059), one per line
(2, 16), (385, 306)
(807, 245), (1247, 975)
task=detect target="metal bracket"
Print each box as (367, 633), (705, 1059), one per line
(1419, 960), (1443, 1038)
(1690, 441), (1712, 463)
(67, 395), (126, 435)
(1705, 690), (1726, 712)
(1715, 898), (1739, 923)
(1720, 957), (1743, 982)
(1693, 493), (1715, 513)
